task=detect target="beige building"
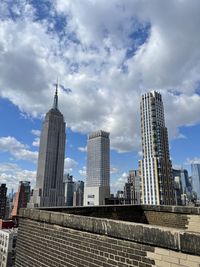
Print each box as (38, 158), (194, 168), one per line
(140, 91), (175, 205)
(84, 130), (110, 206)
(0, 228), (17, 267)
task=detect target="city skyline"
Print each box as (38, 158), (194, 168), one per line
(0, 1), (200, 193)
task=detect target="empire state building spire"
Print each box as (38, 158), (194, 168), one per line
(28, 80), (66, 208)
(53, 83), (58, 109)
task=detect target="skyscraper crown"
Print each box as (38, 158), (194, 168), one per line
(53, 83), (58, 109)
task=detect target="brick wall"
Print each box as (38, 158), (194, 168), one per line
(15, 219), (156, 267)
(15, 206), (200, 267)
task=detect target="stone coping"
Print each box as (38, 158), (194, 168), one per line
(19, 208), (200, 256)
(38, 204), (200, 215)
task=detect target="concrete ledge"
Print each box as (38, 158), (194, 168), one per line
(19, 208), (200, 256)
(37, 204), (200, 215)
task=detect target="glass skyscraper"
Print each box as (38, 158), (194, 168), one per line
(191, 163), (200, 202)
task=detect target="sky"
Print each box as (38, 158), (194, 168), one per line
(0, 0), (200, 193)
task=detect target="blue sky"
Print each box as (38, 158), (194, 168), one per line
(0, 0), (200, 193)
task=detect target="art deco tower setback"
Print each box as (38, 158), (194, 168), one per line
(30, 85), (65, 207)
(84, 130), (110, 206)
(140, 91), (175, 205)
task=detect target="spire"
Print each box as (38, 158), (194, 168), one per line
(53, 80), (58, 109)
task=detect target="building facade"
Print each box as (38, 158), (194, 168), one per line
(11, 181), (31, 217)
(64, 174), (74, 206)
(0, 228), (17, 267)
(124, 170), (141, 204)
(73, 181), (84, 206)
(84, 130), (110, 206)
(29, 85), (65, 207)
(0, 184), (7, 219)
(140, 91), (175, 205)
(191, 163), (200, 203)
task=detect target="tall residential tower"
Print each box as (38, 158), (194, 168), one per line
(29, 85), (66, 207)
(84, 130), (110, 206)
(140, 91), (175, 205)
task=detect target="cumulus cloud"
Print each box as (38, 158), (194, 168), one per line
(31, 130), (41, 147)
(64, 157), (78, 173)
(0, 136), (38, 163)
(185, 157), (200, 165)
(78, 146), (87, 152)
(31, 130), (41, 137)
(79, 166), (86, 178)
(110, 166), (118, 174)
(0, 162), (36, 191)
(111, 172), (128, 192)
(0, 0), (200, 153)
(111, 172), (128, 193)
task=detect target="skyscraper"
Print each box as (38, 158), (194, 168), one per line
(11, 181), (31, 217)
(124, 170), (141, 204)
(29, 85), (66, 207)
(73, 181), (84, 206)
(191, 163), (200, 202)
(140, 91), (175, 205)
(0, 184), (7, 219)
(63, 174), (74, 206)
(84, 130), (110, 206)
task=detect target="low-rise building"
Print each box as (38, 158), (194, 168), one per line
(0, 228), (17, 267)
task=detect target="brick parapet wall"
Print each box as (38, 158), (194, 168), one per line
(18, 208), (200, 256)
(15, 206), (200, 267)
(15, 217), (200, 267)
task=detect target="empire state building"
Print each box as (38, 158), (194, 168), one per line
(30, 85), (66, 207)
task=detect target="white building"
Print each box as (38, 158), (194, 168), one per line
(0, 228), (17, 267)
(140, 91), (175, 205)
(84, 130), (110, 206)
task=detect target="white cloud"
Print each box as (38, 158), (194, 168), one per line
(31, 130), (40, 147)
(0, 1), (200, 153)
(110, 166), (118, 174)
(32, 137), (40, 147)
(185, 157), (200, 165)
(111, 172), (128, 192)
(31, 129), (41, 137)
(0, 136), (38, 163)
(79, 166), (86, 177)
(64, 157), (78, 173)
(78, 146), (87, 152)
(0, 162), (36, 192)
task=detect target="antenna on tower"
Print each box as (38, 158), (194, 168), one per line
(53, 78), (58, 109)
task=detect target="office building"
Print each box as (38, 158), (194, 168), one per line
(11, 181), (31, 217)
(124, 170), (141, 204)
(191, 163), (200, 202)
(173, 168), (192, 205)
(73, 181), (84, 206)
(84, 130), (110, 206)
(64, 174), (74, 206)
(0, 228), (17, 267)
(0, 184), (7, 219)
(29, 85), (65, 207)
(140, 91), (175, 205)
